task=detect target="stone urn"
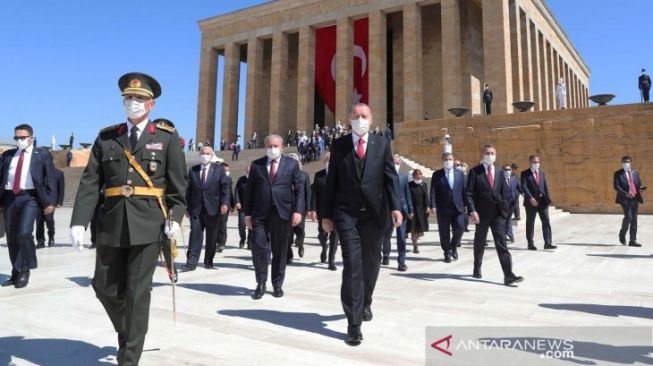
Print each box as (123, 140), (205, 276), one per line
(447, 107), (469, 117)
(589, 94), (615, 106)
(512, 101), (536, 112)
(59, 144), (71, 150)
(80, 143), (92, 149)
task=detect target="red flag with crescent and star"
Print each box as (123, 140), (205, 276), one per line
(315, 18), (369, 114)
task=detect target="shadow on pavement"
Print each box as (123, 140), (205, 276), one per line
(67, 276), (92, 287)
(0, 336), (116, 366)
(392, 272), (506, 286)
(586, 253), (653, 259)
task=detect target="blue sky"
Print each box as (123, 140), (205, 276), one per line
(0, 0), (651, 146)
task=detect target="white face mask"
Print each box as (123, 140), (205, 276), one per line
(443, 160), (453, 170)
(413, 179), (423, 184)
(16, 137), (31, 150)
(456, 166), (464, 172)
(394, 164), (401, 172)
(124, 99), (147, 119)
(531, 163), (540, 171)
(351, 118), (370, 136)
(266, 147), (281, 160)
(483, 154), (496, 165)
(200, 154), (212, 165)
(623, 163), (631, 171)
(225, 171), (230, 177)
(504, 170), (511, 179)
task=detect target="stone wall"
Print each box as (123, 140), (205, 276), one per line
(393, 103), (653, 214)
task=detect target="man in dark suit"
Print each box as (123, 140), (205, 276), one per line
(521, 154), (556, 250)
(35, 168), (64, 248)
(322, 103), (402, 345)
(614, 155), (646, 246)
(244, 134), (304, 299)
(639, 69), (651, 103)
(216, 163), (233, 253)
(466, 144), (523, 286)
(185, 146), (230, 270)
(430, 152), (466, 263)
(1, 123), (57, 288)
(234, 165), (251, 249)
(287, 153), (310, 263)
(382, 155), (412, 271)
(309, 152), (339, 270)
(502, 164), (521, 243)
(483, 84), (493, 115)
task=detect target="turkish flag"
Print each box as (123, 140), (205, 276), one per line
(315, 18), (369, 114)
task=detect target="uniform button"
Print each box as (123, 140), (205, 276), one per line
(128, 167), (134, 172)
(127, 180), (133, 185)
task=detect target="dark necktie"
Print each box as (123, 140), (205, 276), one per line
(269, 159), (277, 182)
(201, 167), (207, 188)
(130, 126), (139, 151)
(12, 150), (25, 194)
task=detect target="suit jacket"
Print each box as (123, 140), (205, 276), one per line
(430, 168), (466, 215)
(614, 169), (644, 204)
(54, 169), (65, 206)
(0, 146), (57, 209)
(504, 175), (522, 205)
(310, 169), (327, 217)
(324, 133), (400, 223)
(465, 164), (511, 220)
(186, 162), (230, 217)
(521, 168), (551, 207)
(233, 174), (248, 209)
(298, 170), (310, 215)
(225, 175), (235, 208)
(397, 172), (413, 216)
(243, 155), (304, 221)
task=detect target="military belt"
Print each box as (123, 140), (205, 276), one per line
(105, 185), (164, 198)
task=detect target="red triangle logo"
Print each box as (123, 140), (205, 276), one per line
(431, 335), (453, 356)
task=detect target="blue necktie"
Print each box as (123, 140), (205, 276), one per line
(447, 169), (454, 189)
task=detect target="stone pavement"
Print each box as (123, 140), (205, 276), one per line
(0, 208), (651, 365)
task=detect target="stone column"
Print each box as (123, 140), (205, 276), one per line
(530, 23), (541, 110)
(520, 13), (533, 102)
(245, 37), (263, 147)
(540, 33), (549, 110)
(403, 2), (423, 120)
(221, 42), (240, 145)
(197, 44), (218, 146)
(483, 0), (513, 114)
(564, 62), (571, 108)
(336, 17), (353, 123)
(296, 26), (315, 134)
(441, 0), (463, 115)
(509, 0), (523, 102)
(269, 32), (289, 135)
(369, 10), (387, 127)
(548, 42), (556, 109)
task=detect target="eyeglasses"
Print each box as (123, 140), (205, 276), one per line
(455, 164), (461, 167)
(13, 136), (31, 141)
(504, 169), (512, 172)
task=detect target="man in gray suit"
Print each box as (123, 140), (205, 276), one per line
(382, 155), (412, 271)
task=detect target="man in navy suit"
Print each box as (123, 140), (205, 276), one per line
(185, 146), (230, 270)
(309, 152), (339, 270)
(466, 145), (523, 286)
(614, 155), (646, 246)
(521, 154), (556, 250)
(502, 164), (521, 243)
(244, 134), (304, 299)
(382, 155), (412, 271)
(1, 124), (57, 288)
(233, 165), (251, 249)
(322, 103), (402, 345)
(36, 168), (65, 248)
(430, 152), (466, 263)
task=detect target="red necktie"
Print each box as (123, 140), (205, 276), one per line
(357, 138), (365, 159)
(487, 165), (494, 189)
(628, 171), (637, 195)
(12, 150), (25, 194)
(534, 170), (540, 185)
(269, 159), (277, 182)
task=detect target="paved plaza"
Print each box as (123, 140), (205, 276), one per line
(0, 207), (651, 365)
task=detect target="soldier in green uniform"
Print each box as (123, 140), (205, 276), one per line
(69, 72), (187, 365)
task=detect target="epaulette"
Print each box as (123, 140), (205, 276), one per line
(100, 123), (125, 134)
(153, 118), (176, 133)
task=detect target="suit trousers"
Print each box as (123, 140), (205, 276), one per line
(382, 217), (407, 264)
(437, 212), (464, 255)
(335, 209), (384, 326)
(93, 242), (160, 366)
(217, 212), (229, 248)
(2, 193), (39, 274)
(504, 202), (516, 237)
(619, 199), (639, 242)
(473, 213), (514, 276)
(525, 204), (552, 246)
(35, 211), (55, 242)
(187, 207), (220, 266)
(251, 208), (290, 287)
(237, 210), (251, 245)
(318, 216), (339, 264)
(287, 216), (306, 260)
(643, 87), (650, 102)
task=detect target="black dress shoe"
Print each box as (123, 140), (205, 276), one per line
(204, 263), (214, 269)
(89, 243), (97, 249)
(253, 283), (266, 300)
(182, 264), (196, 271)
(472, 267), (482, 279)
(246, 243), (251, 250)
(272, 286), (284, 298)
(527, 245), (537, 250)
(398, 263), (407, 272)
(381, 257), (390, 265)
(239, 241), (245, 249)
(36, 241), (45, 249)
(543, 244), (557, 249)
(452, 251), (458, 260)
(287, 258), (293, 264)
(346, 325), (363, 345)
(328, 263), (337, 271)
(504, 275), (524, 286)
(443, 255), (451, 263)
(217, 246), (224, 253)
(1, 278), (15, 287)
(619, 236), (626, 245)
(413, 245), (420, 254)
(48, 238), (55, 247)
(14, 271), (29, 289)
(362, 306), (373, 321)
(298, 245), (304, 258)
(629, 242), (642, 247)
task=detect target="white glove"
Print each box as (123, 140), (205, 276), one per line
(70, 225), (85, 251)
(164, 221), (181, 239)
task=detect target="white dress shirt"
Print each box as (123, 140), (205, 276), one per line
(5, 144), (35, 190)
(267, 156), (281, 174)
(352, 132), (369, 156)
(127, 119), (149, 140)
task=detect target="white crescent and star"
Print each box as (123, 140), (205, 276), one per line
(329, 45), (368, 104)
